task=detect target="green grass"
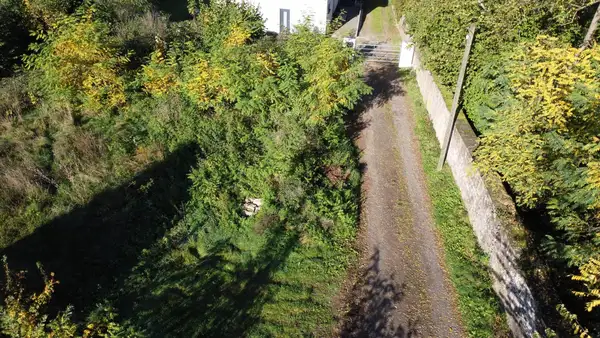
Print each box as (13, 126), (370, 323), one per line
(120, 199), (358, 337)
(369, 7), (385, 36)
(361, 5), (401, 43)
(402, 73), (510, 337)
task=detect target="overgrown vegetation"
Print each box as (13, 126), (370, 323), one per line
(0, 0), (370, 336)
(395, 0), (600, 335)
(403, 72), (509, 337)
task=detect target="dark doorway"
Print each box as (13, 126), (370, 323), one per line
(280, 9), (291, 33)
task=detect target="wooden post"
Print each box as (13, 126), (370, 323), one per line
(437, 23), (476, 170)
(355, 4), (363, 37)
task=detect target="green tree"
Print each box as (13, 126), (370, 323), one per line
(397, 0), (597, 131)
(23, 0), (80, 27)
(475, 36), (600, 334)
(476, 36), (600, 265)
(185, 0), (264, 50)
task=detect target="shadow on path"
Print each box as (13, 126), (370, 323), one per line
(341, 248), (417, 338)
(334, 0), (391, 36)
(360, 0), (391, 35)
(346, 64), (405, 141)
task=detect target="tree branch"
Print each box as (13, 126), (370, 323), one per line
(580, 3), (600, 51)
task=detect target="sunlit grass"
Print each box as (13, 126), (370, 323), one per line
(361, 5), (401, 44)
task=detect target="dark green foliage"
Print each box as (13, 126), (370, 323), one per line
(0, 0), (31, 76)
(184, 0), (265, 50)
(0, 257), (141, 337)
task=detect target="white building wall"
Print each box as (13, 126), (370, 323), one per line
(241, 0), (329, 33)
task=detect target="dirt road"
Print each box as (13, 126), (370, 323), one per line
(339, 65), (465, 337)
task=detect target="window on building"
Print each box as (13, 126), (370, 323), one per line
(280, 9), (290, 33)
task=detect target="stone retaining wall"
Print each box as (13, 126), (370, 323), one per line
(398, 20), (542, 337)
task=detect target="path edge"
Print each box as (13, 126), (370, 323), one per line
(391, 7), (543, 338)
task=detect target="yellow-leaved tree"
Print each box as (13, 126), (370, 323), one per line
(284, 25), (363, 125)
(477, 36), (600, 208)
(22, 0), (78, 28)
(476, 35), (600, 335)
(26, 6), (128, 113)
(141, 39), (178, 97)
(557, 257), (600, 338)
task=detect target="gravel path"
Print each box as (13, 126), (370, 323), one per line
(340, 65), (465, 337)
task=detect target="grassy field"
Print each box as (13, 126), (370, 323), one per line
(402, 73), (510, 337)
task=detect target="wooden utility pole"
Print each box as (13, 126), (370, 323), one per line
(437, 23), (476, 170)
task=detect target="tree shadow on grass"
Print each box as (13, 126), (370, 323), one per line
(1, 144), (199, 318)
(121, 225), (299, 337)
(359, 0), (392, 35)
(341, 248), (416, 338)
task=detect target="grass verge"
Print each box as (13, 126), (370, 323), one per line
(402, 73), (511, 337)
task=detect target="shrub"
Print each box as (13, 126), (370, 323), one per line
(185, 0), (264, 50)
(475, 35), (600, 334)
(476, 36), (600, 265)
(23, 0), (81, 27)
(398, 0), (590, 131)
(0, 257), (139, 337)
(26, 6), (128, 112)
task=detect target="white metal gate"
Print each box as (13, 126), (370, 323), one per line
(355, 42), (401, 64)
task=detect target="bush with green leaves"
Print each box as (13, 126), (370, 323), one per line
(397, 0), (593, 132)
(0, 257), (140, 338)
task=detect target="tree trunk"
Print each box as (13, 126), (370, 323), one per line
(580, 3), (600, 51)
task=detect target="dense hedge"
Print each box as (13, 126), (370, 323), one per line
(397, 0), (592, 131)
